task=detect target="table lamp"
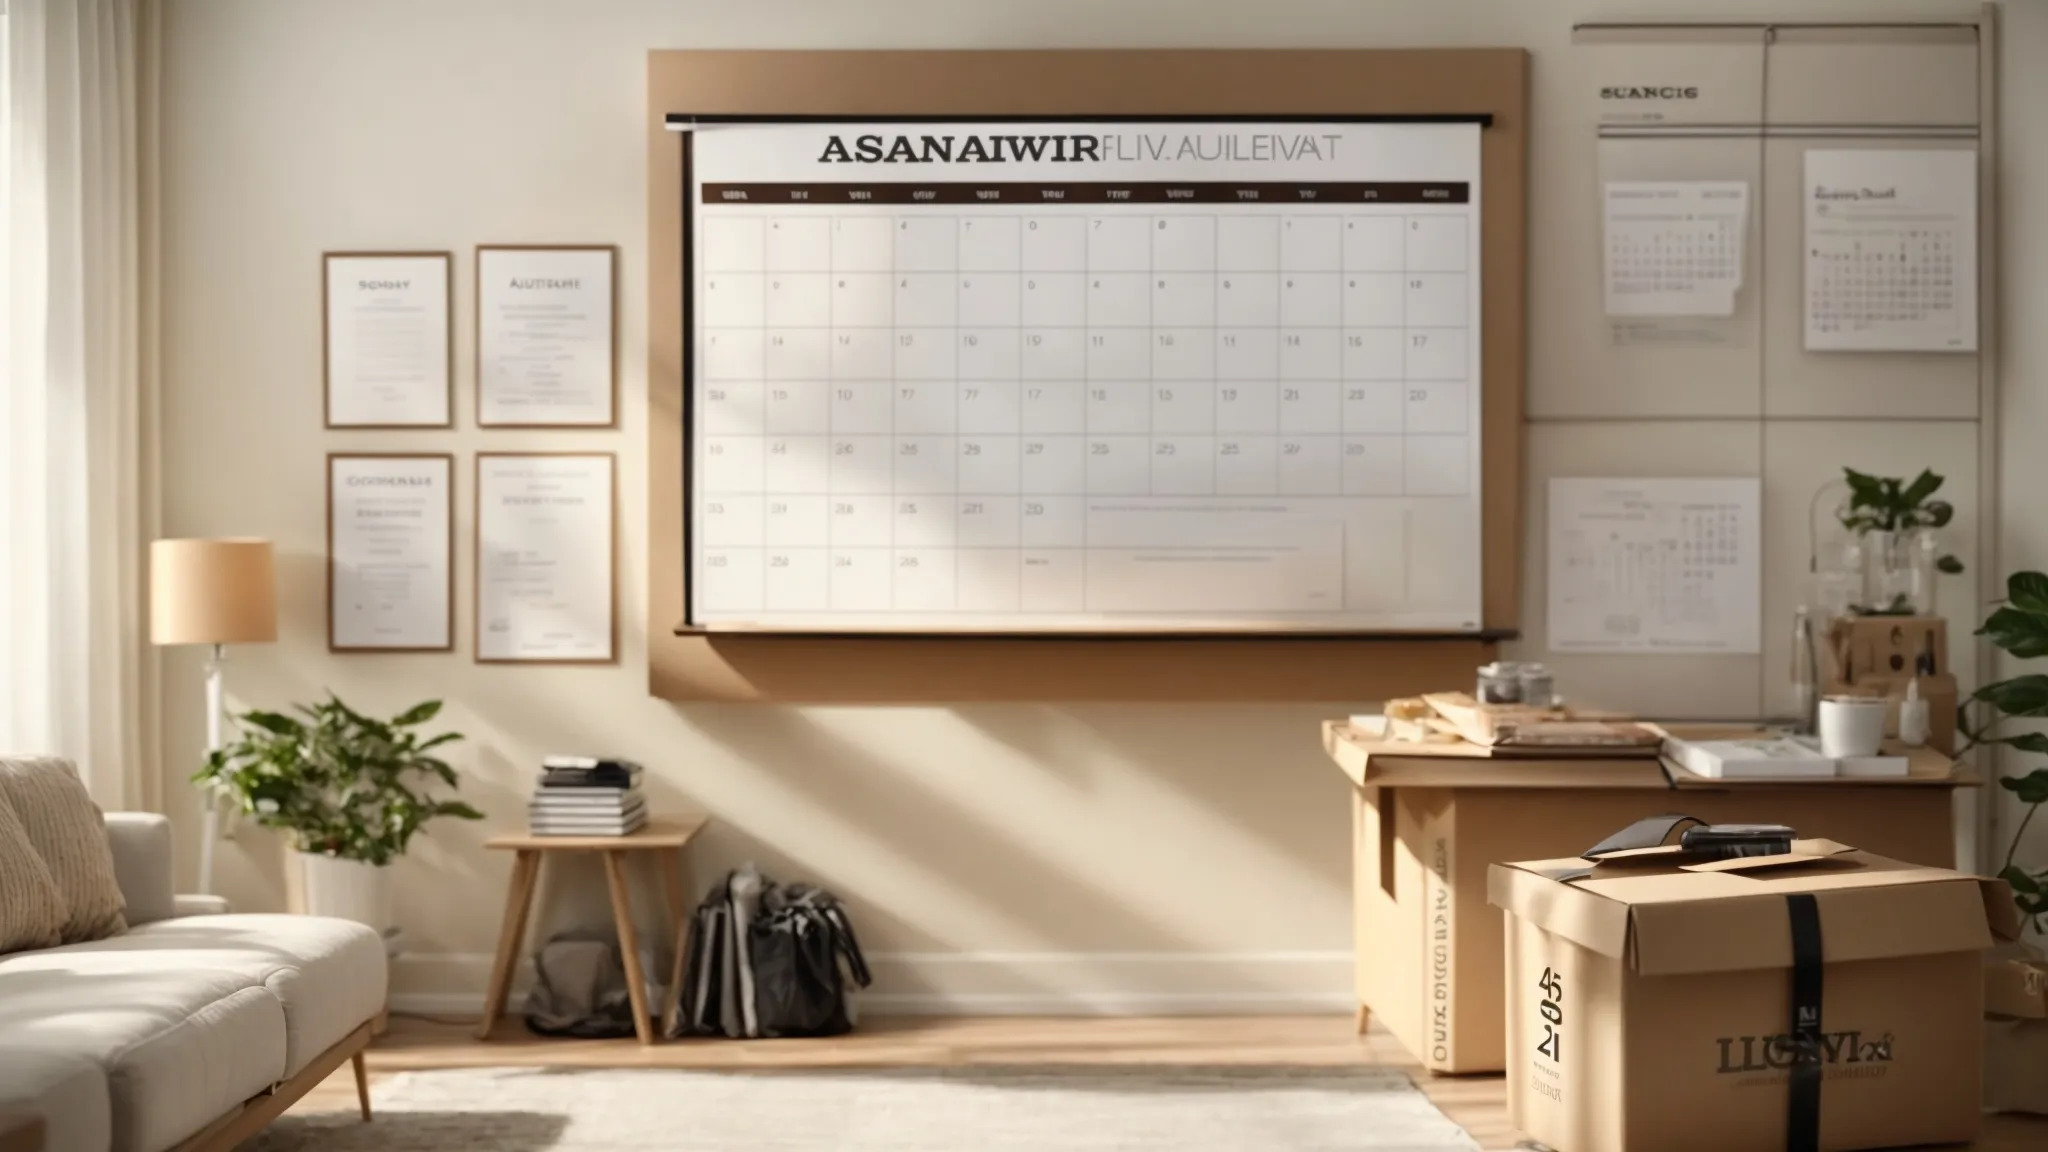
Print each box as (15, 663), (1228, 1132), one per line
(149, 538), (277, 895)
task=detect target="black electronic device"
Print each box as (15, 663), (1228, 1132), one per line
(1679, 822), (1796, 860)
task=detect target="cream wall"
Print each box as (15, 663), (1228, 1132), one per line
(157, 0), (2048, 1013)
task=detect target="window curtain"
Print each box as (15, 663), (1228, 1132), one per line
(0, 0), (154, 809)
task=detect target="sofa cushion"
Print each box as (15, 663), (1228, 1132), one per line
(0, 757), (127, 942)
(0, 955), (285, 1152)
(0, 790), (65, 954)
(0, 1049), (110, 1152)
(102, 914), (387, 1077)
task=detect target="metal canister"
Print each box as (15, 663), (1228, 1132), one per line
(1518, 663), (1556, 709)
(1476, 661), (1522, 704)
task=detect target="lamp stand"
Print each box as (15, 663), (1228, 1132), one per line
(198, 643), (226, 896)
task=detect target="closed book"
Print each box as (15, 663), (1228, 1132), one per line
(535, 783), (640, 796)
(528, 811), (647, 828)
(529, 791), (645, 808)
(540, 769), (640, 789)
(1665, 736), (1837, 779)
(529, 797), (646, 819)
(541, 755), (643, 773)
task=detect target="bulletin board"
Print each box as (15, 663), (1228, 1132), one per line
(646, 50), (1528, 701)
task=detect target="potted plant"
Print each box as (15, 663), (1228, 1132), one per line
(195, 694), (483, 932)
(1837, 467), (1966, 615)
(1961, 571), (2048, 931)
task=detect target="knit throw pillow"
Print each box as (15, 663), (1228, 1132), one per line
(0, 787), (66, 952)
(0, 757), (128, 942)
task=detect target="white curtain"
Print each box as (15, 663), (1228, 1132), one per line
(0, 0), (153, 809)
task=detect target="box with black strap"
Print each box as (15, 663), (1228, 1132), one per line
(1489, 814), (2021, 1152)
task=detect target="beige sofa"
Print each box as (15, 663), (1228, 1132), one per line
(0, 813), (387, 1152)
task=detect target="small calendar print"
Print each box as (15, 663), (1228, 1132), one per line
(1603, 181), (1747, 319)
(1548, 478), (1761, 654)
(1804, 149), (1977, 353)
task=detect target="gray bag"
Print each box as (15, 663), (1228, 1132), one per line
(522, 931), (639, 1039)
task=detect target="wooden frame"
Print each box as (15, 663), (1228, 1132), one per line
(647, 50), (1527, 701)
(326, 452), (457, 653)
(322, 251), (454, 429)
(166, 1017), (379, 1152)
(475, 243), (621, 428)
(474, 451), (620, 664)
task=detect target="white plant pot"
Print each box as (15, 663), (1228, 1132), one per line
(294, 850), (391, 933)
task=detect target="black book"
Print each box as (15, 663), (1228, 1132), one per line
(540, 767), (641, 789)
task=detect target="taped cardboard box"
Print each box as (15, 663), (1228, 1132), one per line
(1325, 721), (1970, 1073)
(1491, 842), (2019, 1152)
(1985, 941), (2048, 1115)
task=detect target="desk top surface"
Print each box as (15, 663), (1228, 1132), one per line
(487, 814), (708, 851)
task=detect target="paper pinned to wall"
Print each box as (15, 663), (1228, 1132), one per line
(1804, 149), (1977, 352)
(1602, 181), (1748, 318)
(1547, 477), (1761, 654)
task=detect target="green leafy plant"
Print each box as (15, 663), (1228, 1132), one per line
(1838, 467), (1965, 570)
(1962, 571), (2048, 931)
(194, 695), (483, 866)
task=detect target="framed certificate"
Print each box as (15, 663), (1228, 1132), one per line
(475, 452), (617, 663)
(476, 245), (618, 427)
(327, 453), (455, 651)
(323, 252), (453, 428)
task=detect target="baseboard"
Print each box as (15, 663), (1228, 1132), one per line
(389, 950), (1354, 1018)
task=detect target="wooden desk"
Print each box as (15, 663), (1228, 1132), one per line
(477, 815), (708, 1045)
(0, 1114), (42, 1152)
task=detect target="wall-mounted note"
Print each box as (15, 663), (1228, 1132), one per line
(323, 252), (452, 427)
(1602, 181), (1747, 319)
(1804, 149), (1977, 353)
(327, 454), (453, 651)
(477, 246), (618, 426)
(476, 453), (616, 663)
(1548, 477), (1760, 654)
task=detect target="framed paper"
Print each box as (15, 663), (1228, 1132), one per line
(475, 452), (617, 663)
(322, 252), (453, 428)
(327, 453), (455, 651)
(476, 245), (619, 427)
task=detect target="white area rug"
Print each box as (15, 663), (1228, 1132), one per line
(252, 1066), (1481, 1150)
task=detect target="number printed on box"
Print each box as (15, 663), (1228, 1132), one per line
(689, 119), (1483, 630)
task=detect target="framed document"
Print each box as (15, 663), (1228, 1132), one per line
(323, 252), (453, 427)
(327, 454), (455, 651)
(476, 245), (618, 427)
(475, 452), (616, 663)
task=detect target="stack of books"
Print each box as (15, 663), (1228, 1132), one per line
(529, 755), (647, 836)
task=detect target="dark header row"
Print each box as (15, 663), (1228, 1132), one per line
(700, 182), (1470, 206)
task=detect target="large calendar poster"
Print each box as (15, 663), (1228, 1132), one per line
(685, 118), (1484, 632)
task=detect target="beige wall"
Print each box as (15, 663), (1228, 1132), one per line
(157, 0), (2047, 1013)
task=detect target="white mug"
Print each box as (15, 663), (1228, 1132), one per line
(1818, 696), (1887, 759)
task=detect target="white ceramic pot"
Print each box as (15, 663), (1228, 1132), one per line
(294, 850), (391, 932)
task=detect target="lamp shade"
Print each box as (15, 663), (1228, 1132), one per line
(149, 538), (278, 645)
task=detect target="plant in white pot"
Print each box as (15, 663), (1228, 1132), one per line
(195, 695), (483, 933)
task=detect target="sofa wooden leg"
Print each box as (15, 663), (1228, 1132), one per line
(351, 1051), (371, 1121)
(1354, 1004), (1371, 1034)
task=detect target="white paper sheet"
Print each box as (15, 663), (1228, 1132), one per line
(1602, 181), (1747, 318)
(1547, 477), (1761, 654)
(1804, 149), (1977, 352)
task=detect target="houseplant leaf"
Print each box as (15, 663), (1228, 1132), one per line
(2011, 572), (2048, 615)
(1979, 608), (2048, 659)
(393, 699), (444, 727)
(1990, 732), (2048, 757)
(1976, 675), (2048, 718)
(1998, 768), (2048, 805)
(1899, 469), (1943, 508)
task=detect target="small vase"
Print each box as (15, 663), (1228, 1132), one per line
(294, 850), (391, 932)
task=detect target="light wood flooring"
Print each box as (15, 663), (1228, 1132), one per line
(286, 1014), (2048, 1151)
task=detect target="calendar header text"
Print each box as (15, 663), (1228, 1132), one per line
(815, 133), (1344, 166)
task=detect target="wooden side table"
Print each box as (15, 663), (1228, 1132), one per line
(476, 814), (708, 1045)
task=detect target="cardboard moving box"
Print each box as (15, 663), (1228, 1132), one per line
(1324, 720), (1972, 1073)
(1491, 840), (2020, 1152)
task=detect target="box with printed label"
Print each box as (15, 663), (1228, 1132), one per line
(1490, 840), (2019, 1152)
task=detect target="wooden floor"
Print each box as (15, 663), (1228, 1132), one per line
(286, 1014), (2048, 1151)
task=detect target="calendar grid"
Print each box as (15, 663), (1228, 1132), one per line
(694, 166), (1479, 624)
